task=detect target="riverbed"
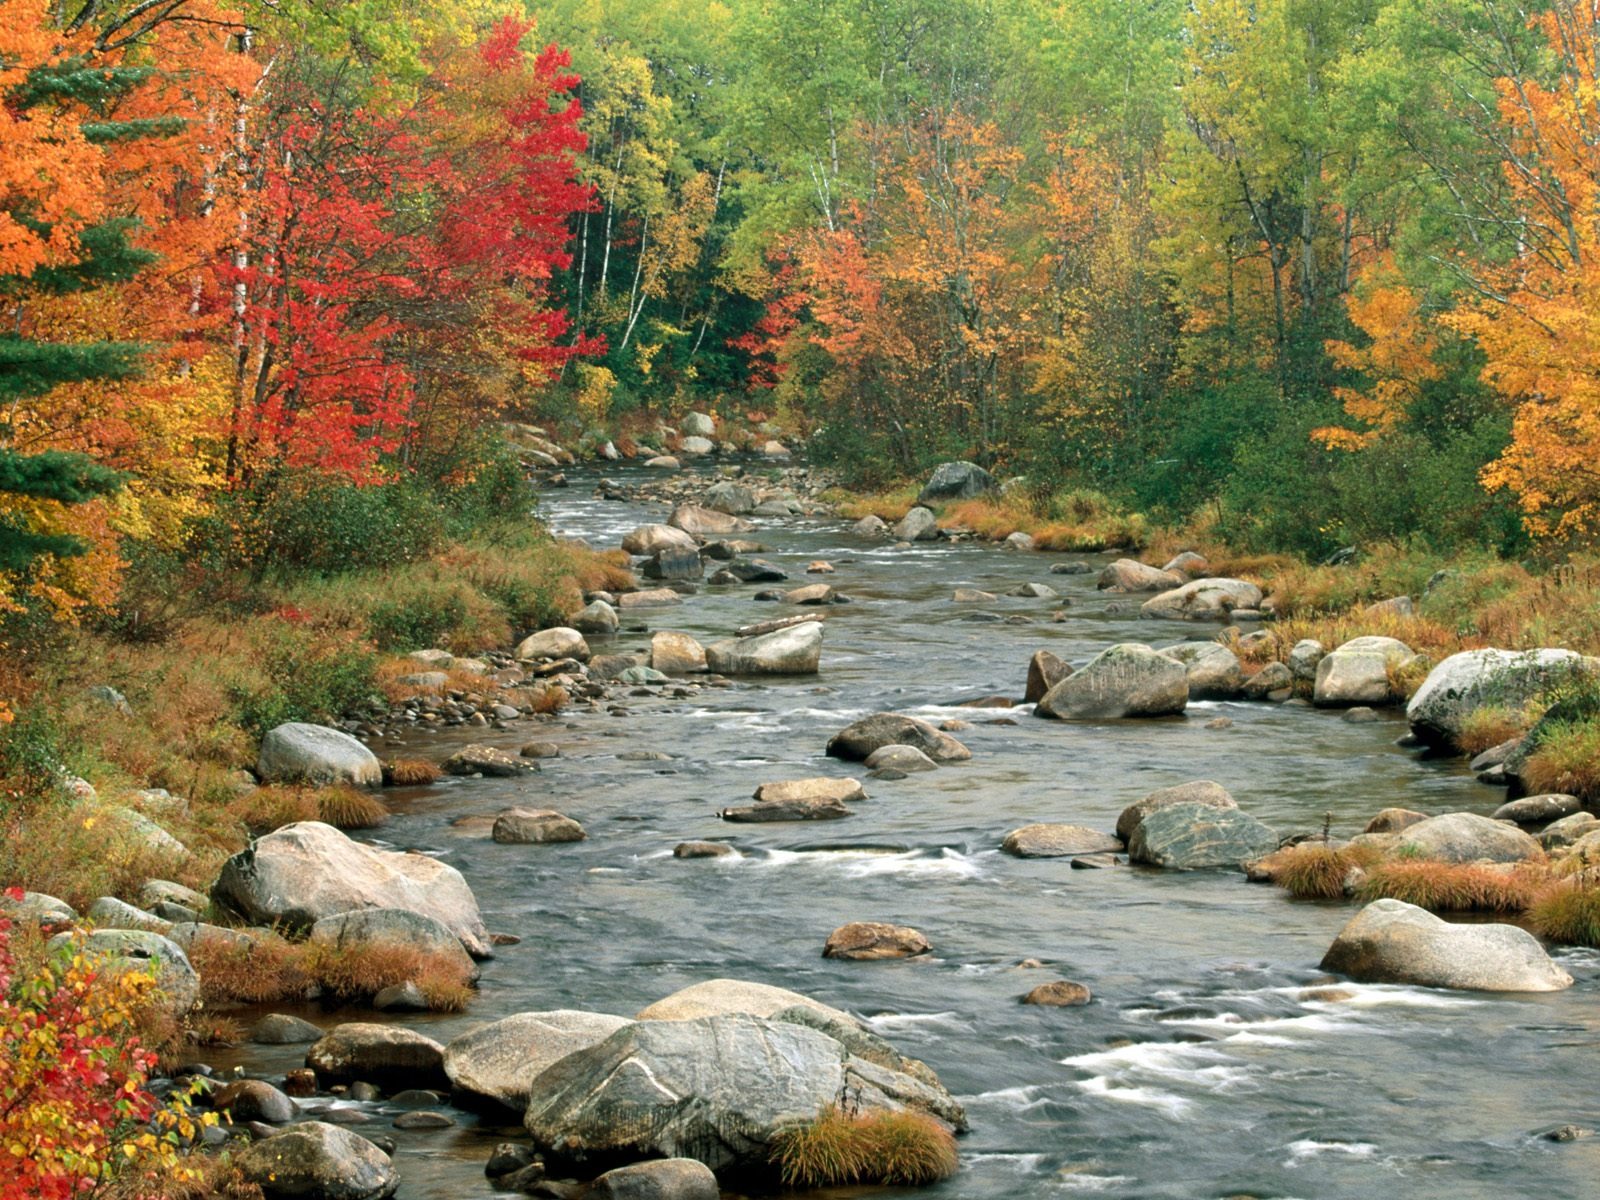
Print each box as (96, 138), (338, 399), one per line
(229, 464), (1600, 1199)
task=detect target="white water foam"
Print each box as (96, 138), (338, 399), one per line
(864, 1011), (967, 1033)
(758, 846), (991, 880)
(1055, 1173), (1137, 1192)
(963, 1085), (1051, 1112)
(1283, 1139), (1378, 1166)
(1075, 1075), (1191, 1116)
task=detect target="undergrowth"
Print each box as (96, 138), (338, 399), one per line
(768, 1105), (959, 1187)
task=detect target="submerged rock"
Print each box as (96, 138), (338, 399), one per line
(1001, 824), (1122, 858)
(1320, 899), (1573, 992)
(826, 712), (971, 762)
(823, 922), (930, 960)
(862, 744), (939, 772)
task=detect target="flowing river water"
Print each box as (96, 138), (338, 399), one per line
(227, 464), (1600, 1200)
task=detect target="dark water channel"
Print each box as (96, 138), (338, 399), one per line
(231, 464), (1600, 1200)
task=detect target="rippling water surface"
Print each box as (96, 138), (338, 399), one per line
(233, 465), (1600, 1199)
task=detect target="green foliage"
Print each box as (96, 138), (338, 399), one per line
(367, 590), (469, 652)
(224, 624), (378, 737)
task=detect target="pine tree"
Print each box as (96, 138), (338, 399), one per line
(0, 47), (162, 577)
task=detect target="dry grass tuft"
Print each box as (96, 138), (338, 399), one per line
(1356, 860), (1549, 913)
(316, 785), (389, 829)
(1457, 707), (1532, 756)
(824, 486), (920, 523)
(1528, 878), (1600, 946)
(768, 1105), (958, 1187)
(383, 758), (440, 787)
(1256, 842), (1383, 899)
(187, 1014), (247, 1047)
(302, 939), (474, 1011)
(186, 930), (314, 1006)
(530, 684), (568, 715)
(229, 785), (319, 836)
(1521, 719), (1600, 803)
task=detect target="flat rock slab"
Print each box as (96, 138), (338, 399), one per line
(753, 778), (866, 805)
(721, 796), (852, 822)
(444, 1010), (632, 1110)
(1321, 899), (1573, 992)
(1002, 824), (1123, 857)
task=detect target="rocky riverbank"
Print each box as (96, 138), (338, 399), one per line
(12, 457), (1600, 1200)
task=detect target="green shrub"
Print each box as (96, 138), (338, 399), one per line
(225, 624), (378, 736)
(367, 590), (468, 652)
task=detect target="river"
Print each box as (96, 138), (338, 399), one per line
(227, 463), (1600, 1200)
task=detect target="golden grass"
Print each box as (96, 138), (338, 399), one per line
(186, 930), (314, 1006)
(316, 785), (389, 830)
(530, 684), (569, 715)
(768, 1106), (959, 1187)
(939, 492), (1147, 551)
(1528, 878), (1600, 946)
(824, 485), (920, 523)
(1355, 860), (1549, 913)
(1457, 707), (1532, 756)
(188, 929), (473, 1011)
(383, 758), (440, 786)
(1520, 720), (1600, 803)
(1256, 842), (1383, 899)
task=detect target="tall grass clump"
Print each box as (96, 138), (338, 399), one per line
(768, 1105), (958, 1187)
(1457, 707), (1532, 756)
(302, 939), (474, 1012)
(1355, 860), (1547, 913)
(1256, 842), (1382, 899)
(1520, 718), (1600, 803)
(1528, 878), (1600, 947)
(315, 785), (389, 830)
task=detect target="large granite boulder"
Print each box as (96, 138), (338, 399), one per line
(669, 503), (753, 537)
(523, 1015), (964, 1174)
(516, 627), (590, 662)
(635, 979), (855, 1026)
(1160, 642), (1244, 699)
(622, 524), (697, 556)
(650, 631), (708, 675)
(1024, 650), (1071, 704)
(1406, 648), (1600, 748)
(235, 1121), (398, 1200)
(306, 1023), (447, 1088)
(1097, 560), (1183, 593)
(257, 723), (381, 787)
(46, 929), (198, 1018)
(917, 461), (995, 505)
(1034, 644), (1187, 719)
(443, 1010), (632, 1110)
(1391, 812), (1542, 864)
(893, 507), (938, 542)
(703, 481), (756, 515)
(825, 712), (971, 763)
(1116, 780), (1237, 843)
(212, 822), (491, 957)
(1127, 802), (1277, 870)
(1320, 899), (1573, 992)
(1140, 578), (1263, 621)
(705, 620), (823, 675)
(1313, 636), (1414, 707)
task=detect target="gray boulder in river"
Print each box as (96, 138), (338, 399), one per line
(588, 1160), (720, 1200)
(1391, 811), (1542, 864)
(443, 1010), (632, 1110)
(917, 460), (995, 504)
(235, 1121), (398, 1200)
(704, 620), (823, 674)
(635, 978), (857, 1025)
(1312, 636), (1414, 707)
(1320, 899), (1573, 992)
(1405, 648), (1599, 748)
(826, 712), (972, 762)
(306, 1022), (448, 1088)
(1140, 578), (1262, 620)
(523, 1014), (965, 1175)
(1034, 643), (1188, 719)
(257, 722), (382, 787)
(212, 821), (491, 957)
(1160, 642), (1244, 699)
(621, 523), (697, 556)
(1116, 780), (1237, 844)
(1127, 801), (1277, 869)
(894, 506), (938, 541)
